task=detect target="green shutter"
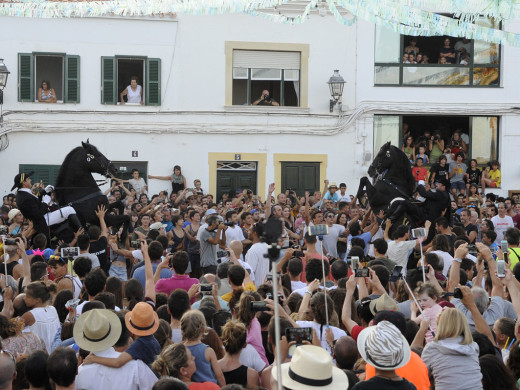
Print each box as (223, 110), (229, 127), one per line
(65, 55), (80, 103)
(146, 58), (161, 106)
(101, 57), (116, 104)
(18, 53), (34, 102)
(19, 164), (61, 186)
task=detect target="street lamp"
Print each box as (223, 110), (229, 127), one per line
(0, 59), (10, 106)
(327, 69), (345, 113)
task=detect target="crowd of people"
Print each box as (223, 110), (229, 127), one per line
(1, 162), (520, 390)
(402, 37), (472, 65)
(402, 128), (501, 198)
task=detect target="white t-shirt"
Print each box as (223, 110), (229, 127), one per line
(321, 224), (346, 258)
(296, 320), (347, 354)
(337, 193), (351, 203)
(386, 240), (416, 270)
(491, 215), (515, 243)
(245, 242), (270, 287)
(128, 177), (147, 194)
(239, 344), (267, 372)
(291, 280), (307, 291)
(223, 225), (245, 246)
(432, 250), (454, 276)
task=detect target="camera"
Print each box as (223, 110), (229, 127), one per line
(131, 240), (141, 249)
(453, 141), (460, 147)
(266, 272), (281, 283)
(61, 247), (80, 259)
(217, 250), (230, 258)
(291, 245), (304, 258)
(467, 244), (478, 256)
(286, 327), (313, 357)
(4, 238), (17, 245)
(433, 136), (439, 141)
(224, 221), (235, 227)
(453, 287), (463, 299)
(355, 268), (369, 278)
(65, 298), (80, 311)
(199, 284), (213, 295)
(263, 94), (271, 102)
(266, 293), (284, 305)
(251, 301), (268, 312)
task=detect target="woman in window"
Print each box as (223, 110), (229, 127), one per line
(120, 76), (143, 105)
(402, 136), (415, 162)
(37, 80), (57, 103)
(429, 131), (445, 163)
(404, 38), (420, 56)
(149, 165), (186, 195)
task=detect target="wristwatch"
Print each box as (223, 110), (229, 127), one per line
(454, 258), (462, 263)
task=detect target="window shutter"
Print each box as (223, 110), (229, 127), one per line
(233, 50), (301, 70)
(101, 57), (116, 104)
(146, 58), (161, 106)
(18, 53), (34, 102)
(65, 55), (80, 103)
(19, 164), (61, 186)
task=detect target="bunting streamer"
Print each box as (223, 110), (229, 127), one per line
(1, 0), (520, 46)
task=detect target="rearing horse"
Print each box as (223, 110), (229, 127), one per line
(55, 140), (130, 233)
(356, 141), (416, 215)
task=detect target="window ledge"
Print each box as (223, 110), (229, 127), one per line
(224, 105), (310, 115)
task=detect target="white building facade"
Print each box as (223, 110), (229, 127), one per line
(0, 11), (519, 200)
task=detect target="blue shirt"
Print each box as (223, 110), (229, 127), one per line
(323, 191), (340, 202)
(345, 232), (373, 257)
(132, 263), (174, 290)
(162, 220), (174, 233)
(126, 334), (161, 366)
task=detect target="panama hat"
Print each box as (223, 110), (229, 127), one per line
(150, 222), (167, 231)
(328, 182), (338, 189)
(369, 293), (399, 316)
(7, 209), (21, 223)
(272, 345), (348, 390)
(73, 309), (122, 352)
(125, 302), (160, 337)
(357, 320), (411, 371)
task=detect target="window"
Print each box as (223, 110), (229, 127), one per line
(232, 50), (300, 106)
(374, 17), (500, 87)
(374, 115), (498, 165)
(19, 164), (61, 186)
(101, 56), (161, 106)
(225, 42), (309, 108)
(18, 53), (80, 103)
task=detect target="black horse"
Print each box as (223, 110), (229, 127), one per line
(54, 140), (130, 235)
(356, 141), (415, 212)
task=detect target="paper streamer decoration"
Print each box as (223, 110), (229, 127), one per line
(1, 0), (520, 45)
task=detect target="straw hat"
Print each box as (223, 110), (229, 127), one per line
(272, 345), (349, 390)
(357, 320), (411, 371)
(328, 182), (338, 189)
(125, 302), (160, 337)
(369, 293), (399, 316)
(73, 309), (122, 352)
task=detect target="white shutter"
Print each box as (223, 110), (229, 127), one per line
(233, 50), (301, 70)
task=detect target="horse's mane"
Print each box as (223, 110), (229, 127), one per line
(55, 146), (84, 204)
(388, 144), (416, 194)
(55, 147), (83, 188)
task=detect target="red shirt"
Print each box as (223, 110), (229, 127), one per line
(412, 166), (428, 182)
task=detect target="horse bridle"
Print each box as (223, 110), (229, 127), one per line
(86, 153), (113, 182)
(374, 149), (391, 180)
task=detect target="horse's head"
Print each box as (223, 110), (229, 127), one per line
(368, 141), (393, 178)
(81, 140), (118, 178)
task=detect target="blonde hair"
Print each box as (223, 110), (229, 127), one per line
(151, 343), (189, 378)
(434, 308), (473, 345)
(180, 310), (206, 342)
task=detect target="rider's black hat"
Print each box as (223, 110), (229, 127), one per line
(11, 171), (34, 191)
(437, 179), (449, 188)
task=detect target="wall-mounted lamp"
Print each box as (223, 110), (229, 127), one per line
(327, 69), (345, 113)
